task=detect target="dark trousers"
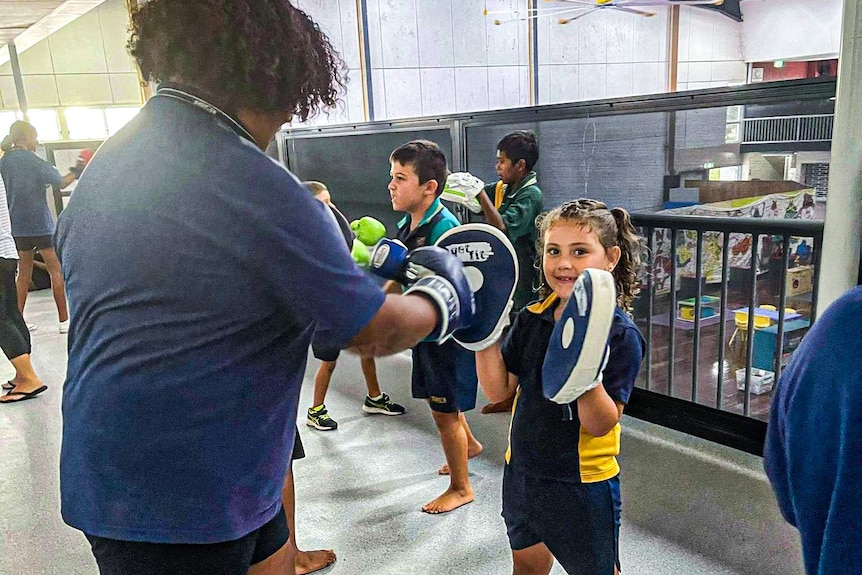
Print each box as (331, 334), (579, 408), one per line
(0, 258), (29, 360)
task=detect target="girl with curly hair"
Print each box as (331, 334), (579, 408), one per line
(476, 199), (646, 575)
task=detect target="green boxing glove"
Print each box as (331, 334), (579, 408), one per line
(350, 216), (386, 247)
(351, 238), (371, 267)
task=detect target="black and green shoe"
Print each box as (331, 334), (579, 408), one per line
(362, 393), (406, 416)
(307, 405), (338, 430)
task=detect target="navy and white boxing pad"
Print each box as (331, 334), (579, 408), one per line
(542, 268), (616, 404)
(435, 224), (518, 351)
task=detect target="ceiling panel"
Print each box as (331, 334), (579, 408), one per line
(0, 1), (105, 63)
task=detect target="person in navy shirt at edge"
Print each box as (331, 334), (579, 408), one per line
(0, 120), (82, 334)
(54, 2), (461, 574)
(764, 286), (862, 575)
(475, 199), (645, 575)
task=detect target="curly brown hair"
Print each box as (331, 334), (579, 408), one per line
(128, 0), (345, 121)
(536, 199), (643, 311)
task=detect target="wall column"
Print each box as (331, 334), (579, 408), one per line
(818, 0), (862, 309)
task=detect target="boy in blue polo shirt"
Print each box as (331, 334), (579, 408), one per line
(388, 140), (483, 514)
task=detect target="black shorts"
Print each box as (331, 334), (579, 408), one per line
(14, 235), (53, 251)
(292, 427), (305, 461)
(311, 340), (340, 362)
(85, 506), (290, 575)
(412, 339), (477, 413)
(502, 466), (622, 575)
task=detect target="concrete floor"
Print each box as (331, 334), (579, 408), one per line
(0, 290), (805, 575)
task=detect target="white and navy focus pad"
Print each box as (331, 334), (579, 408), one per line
(542, 268), (617, 404)
(435, 224), (518, 351)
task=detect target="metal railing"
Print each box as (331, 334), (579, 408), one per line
(742, 114), (833, 144)
(631, 213), (824, 419)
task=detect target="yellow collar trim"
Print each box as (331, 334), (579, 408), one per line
(527, 293), (559, 314)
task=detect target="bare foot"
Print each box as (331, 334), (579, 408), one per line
(438, 441), (484, 475)
(295, 549), (336, 575)
(481, 395), (515, 414)
(421, 486), (474, 514)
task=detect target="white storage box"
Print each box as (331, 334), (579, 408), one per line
(735, 368), (775, 395)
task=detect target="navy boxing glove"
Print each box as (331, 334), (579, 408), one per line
(370, 240), (475, 341)
(370, 238), (410, 283)
(542, 268), (616, 404)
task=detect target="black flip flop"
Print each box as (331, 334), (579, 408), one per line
(1, 385), (48, 404)
(1, 381), (15, 390)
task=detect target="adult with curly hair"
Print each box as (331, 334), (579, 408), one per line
(54, 2), (465, 574)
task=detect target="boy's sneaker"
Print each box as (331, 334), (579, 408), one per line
(362, 393), (406, 416)
(306, 405), (338, 431)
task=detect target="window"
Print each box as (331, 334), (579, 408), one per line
(105, 107), (140, 135)
(0, 110), (18, 140)
(28, 109), (61, 142)
(66, 107), (108, 140)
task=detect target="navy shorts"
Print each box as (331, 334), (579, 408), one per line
(502, 466), (622, 575)
(85, 506), (290, 575)
(412, 339), (477, 413)
(311, 341), (339, 362)
(14, 235), (53, 251)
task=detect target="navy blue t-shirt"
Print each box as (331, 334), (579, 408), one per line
(764, 287), (862, 575)
(0, 147), (61, 237)
(55, 92), (385, 543)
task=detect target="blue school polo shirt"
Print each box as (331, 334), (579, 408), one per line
(55, 89), (385, 543)
(0, 147), (61, 237)
(501, 294), (644, 483)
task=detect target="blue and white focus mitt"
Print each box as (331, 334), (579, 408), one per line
(435, 224), (518, 351)
(542, 268), (616, 404)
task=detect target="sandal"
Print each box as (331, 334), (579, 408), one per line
(1, 381), (15, 391)
(1, 385), (48, 404)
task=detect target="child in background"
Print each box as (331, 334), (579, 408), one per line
(387, 141), (483, 514)
(303, 181), (405, 431)
(475, 199), (645, 575)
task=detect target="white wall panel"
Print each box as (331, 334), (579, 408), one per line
(633, 62), (662, 94)
(578, 63), (606, 101)
(606, 63), (633, 98)
(455, 67), (489, 112)
(578, 17), (606, 64)
(345, 69), (366, 122)
(17, 39), (54, 75)
(57, 74), (113, 106)
(742, 0), (842, 62)
(371, 68), (387, 119)
(548, 20), (579, 65)
(420, 67), (456, 116)
(0, 76), (18, 110)
(605, 11), (635, 64)
(378, 0), (420, 68)
(109, 73), (143, 104)
(417, 0), (454, 67)
(365, 0), (385, 68)
(49, 10), (108, 74)
(22, 75), (60, 107)
(634, 6), (667, 63)
(384, 68), (422, 118)
(487, 66), (521, 110)
(99, 0), (136, 73)
(486, 7), (521, 67)
(452, 0), (487, 67)
(547, 64), (578, 104)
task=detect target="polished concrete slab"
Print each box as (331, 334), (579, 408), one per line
(0, 290), (805, 574)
